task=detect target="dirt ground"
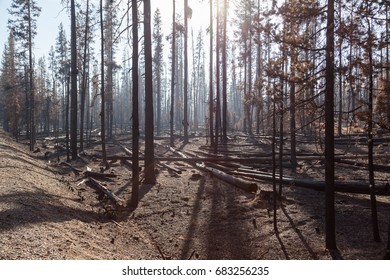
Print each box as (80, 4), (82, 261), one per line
(0, 130), (389, 260)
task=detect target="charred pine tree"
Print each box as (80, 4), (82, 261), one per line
(144, 0), (155, 184)
(79, 0), (90, 152)
(170, 0), (176, 147)
(183, 0), (189, 144)
(100, 0), (107, 164)
(215, 0), (221, 152)
(131, 0), (140, 207)
(222, 0), (228, 143)
(366, 20), (381, 242)
(70, 0), (78, 160)
(325, 0), (337, 250)
(153, 9), (163, 136)
(209, 0), (215, 147)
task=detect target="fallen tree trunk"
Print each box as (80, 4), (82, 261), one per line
(87, 177), (123, 205)
(84, 170), (117, 179)
(169, 146), (257, 192)
(60, 161), (82, 174)
(196, 163), (258, 193)
(335, 158), (390, 173)
(230, 170), (389, 196)
(159, 162), (182, 174)
(118, 143), (133, 156)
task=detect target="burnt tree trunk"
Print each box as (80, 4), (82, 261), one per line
(131, 0), (140, 207)
(100, 0), (107, 164)
(325, 0), (337, 250)
(170, 0), (176, 147)
(367, 21), (381, 242)
(144, 0), (155, 184)
(70, 0), (78, 160)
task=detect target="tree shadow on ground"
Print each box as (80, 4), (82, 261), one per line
(0, 190), (104, 232)
(204, 179), (257, 259)
(179, 176), (206, 260)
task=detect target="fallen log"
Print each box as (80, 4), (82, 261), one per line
(60, 161), (82, 174)
(168, 146), (257, 192)
(196, 163), (258, 193)
(159, 162), (182, 174)
(335, 158), (390, 173)
(169, 146), (188, 159)
(230, 170), (389, 196)
(84, 170), (118, 179)
(87, 177), (123, 205)
(118, 143), (133, 156)
(204, 162), (233, 173)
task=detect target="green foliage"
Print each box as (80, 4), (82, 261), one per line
(7, 0), (41, 61)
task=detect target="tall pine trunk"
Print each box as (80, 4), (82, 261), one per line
(144, 0), (155, 184)
(80, 0), (90, 152)
(28, 0), (35, 151)
(131, 0), (140, 207)
(100, 0), (107, 164)
(367, 21), (381, 242)
(209, 0), (214, 147)
(170, 0), (176, 147)
(70, 0), (78, 160)
(215, 0), (220, 152)
(183, 0), (189, 144)
(222, 0), (228, 143)
(325, 0), (336, 250)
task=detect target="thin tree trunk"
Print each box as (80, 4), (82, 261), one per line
(131, 0), (139, 207)
(278, 77), (284, 200)
(222, 0), (228, 143)
(70, 0), (78, 160)
(28, 0), (35, 151)
(272, 84), (277, 233)
(209, 0), (214, 147)
(367, 21), (381, 242)
(183, 0), (189, 144)
(66, 73), (70, 162)
(215, 0), (220, 152)
(144, 0), (155, 184)
(290, 72), (297, 172)
(170, 0), (176, 147)
(80, 0), (90, 152)
(100, 0), (107, 164)
(325, 0), (337, 250)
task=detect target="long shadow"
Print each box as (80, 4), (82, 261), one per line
(283, 185), (389, 258)
(0, 190), (103, 232)
(205, 180), (256, 259)
(0, 154), (51, 174)
(0, 144), (31, 157)
(0, 164), (59, 181)
(115, 181), (131, 197)
(275, 228), (290, 259)
(280, 205), (318, 259)
(179, 176), (206, 260)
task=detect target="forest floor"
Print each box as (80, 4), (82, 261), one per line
(0, 129), (389, 260)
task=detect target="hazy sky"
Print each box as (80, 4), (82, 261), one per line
(0, 0), (209, 63)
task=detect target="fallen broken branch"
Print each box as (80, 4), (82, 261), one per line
(60, 161), (82, 174)
(159, 162), (182, 174)
(196, 163), (258, 193)
(230, 170), (389, 196)
(118, 143), (133, 156)
(168, 146), (257, 192)
(84, 170), (118, 179)
(335, 158), (390, 173)
(87, 177), (124, 205)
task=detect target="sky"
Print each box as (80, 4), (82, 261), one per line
(0, 0), (210, 63)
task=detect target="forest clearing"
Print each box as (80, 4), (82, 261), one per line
(0, 129), (389, 260)
(1, 0), (390, 260)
